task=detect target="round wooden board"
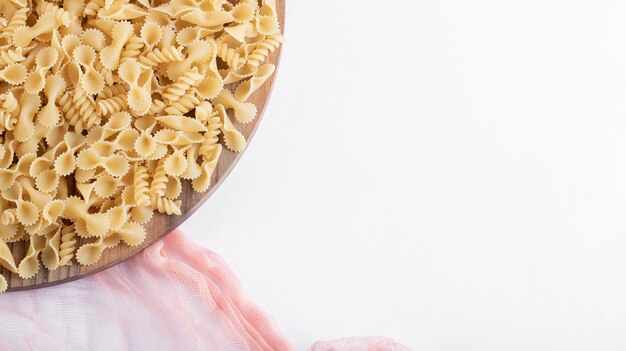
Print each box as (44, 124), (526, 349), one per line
(3, 1), (285, 292)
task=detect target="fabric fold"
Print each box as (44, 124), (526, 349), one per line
(0, 230), (410, 351)
(0, 230), (292, 351)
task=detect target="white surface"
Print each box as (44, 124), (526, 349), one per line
(183, 1), (626, 350)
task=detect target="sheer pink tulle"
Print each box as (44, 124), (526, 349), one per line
(309, 337), (411, 351)
(0, 230), (410, 351)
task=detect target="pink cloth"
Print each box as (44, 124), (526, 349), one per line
(0, 230), (410, 351)
(309, 337), (412, 351)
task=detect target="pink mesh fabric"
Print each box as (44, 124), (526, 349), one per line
(0, 230), (292, 351)
(0, 230), (410, 351)
(309, 337), (411, 351)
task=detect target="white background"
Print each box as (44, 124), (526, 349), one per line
(183, 1), (626, 350)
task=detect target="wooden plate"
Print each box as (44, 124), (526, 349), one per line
(3, 1), (285, 292)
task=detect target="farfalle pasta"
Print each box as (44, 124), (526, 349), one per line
(0, 0), (282, 292)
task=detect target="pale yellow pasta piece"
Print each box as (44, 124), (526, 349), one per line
(246, 34), (283, 68)
(166, 39), (215, 80)
(98, 94), (128, 116)
(100, 84), (129, 99)
(59, 223), (77, 266)
(180, 144), (201, 180)
(76, 233), (120, 266)
(163, 175), (181, 199)
(17, 234), (45, 278)
(13, 11), (71, 48)
(18, 176), (54, 214)
(260, 0), (277, 17)
(195, 100), (214, 122)
(74, 44), (105, 95)
(99, 3), (149, 20)
(151, 194), (181, 215)
(0, 238), (18, 273)
(255, 15), (280, 36)
(224, 22), (257, 43)
(137, 45), (184, 69)
(0, 207), (18, 241)
(84, 0), (106, 16)
(42, 200), (64, 225)
(81, 28), (106, 51)
(0, 92), (18, 132)
(41, 224), (61, 270)
(213, 89), (257, 124)
(115, 221), (146, 246)
(217, 41), (245, 70)
(231, 3), (255, 23)
(198, 113), (222, 156)
(134, 130), (157, 157)
(164, 148), (188, 176)
(71, 88), (100, 132)
(119, 59), (152, 115)
(192, 144), (222, 192)
(37, 74), (66, 127)
(180, 10), (234, 27)
(76, 148), (130, 177)
(24, 47), (59, 94)
(94, 173), (121, 197)
(197, 75), (223, 99)
(158, 24), (177, 49)
(0, 47), (25, 66)
(36, 170), (60, 194)
(121, 34), (144, 62)
(156, 115), (207, 132)
(214, 104), (246, 152)
(100, 21), (133, 70)
(0, 62), (26, 85)
(14, 92), (40, 142)
(176, 26), (217, 46)
(162, 66), (203, 102)
(234, 64), (275, 102)
(153, 129), (204, 145)
(64, 197), (110, 237)
(140, 21), (163, 50)
(113, 129), (139, 152)
(164, 91), (202, 115)
(149, 159), (166, 197)
(130, 205), (152, 224)
(220, 64), (257, 84)
(133, 164), (151, 206)
(106, 205), (128, 230)
(153, 0), (197, 17)
(1, 7), (28, 42)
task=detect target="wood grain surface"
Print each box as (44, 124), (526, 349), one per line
(4, 1), (285, 292)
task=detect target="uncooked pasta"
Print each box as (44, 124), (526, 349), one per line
(0, 0), (283, 291)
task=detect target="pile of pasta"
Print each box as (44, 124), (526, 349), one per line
(0, 0), (282, 291)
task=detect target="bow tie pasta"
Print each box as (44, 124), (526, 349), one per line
(0, 0), (283, 291)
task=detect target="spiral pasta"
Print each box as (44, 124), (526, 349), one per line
(98, 95), (128, 116)
(137, 45), (184, 68)
(0, 7), (28, 42)
(58, 223), (77, 266)
(0, 48), (24, 66)
(151, 195), (181, 216)
(0, 0), (282, 291)
(133, 164), (150, 207)
(162, 68), (203, 103)
(247, 34), (284, 68)
(218, 42), (246, 70)
(149, 159), (167, 198)
(164, 92), (201, 116)
(121, 35), (144, 62)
